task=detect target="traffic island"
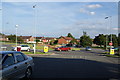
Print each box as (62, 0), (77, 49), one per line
(106, 54), (120, 58)
(100, 52), (120, 58)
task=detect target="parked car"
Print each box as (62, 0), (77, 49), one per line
(13, 45), (30, 51)
(55, 46), (71, 51)
(0, 51), (34, 80)
(85, 47), (91, 51)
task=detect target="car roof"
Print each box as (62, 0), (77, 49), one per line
(0, 51), (20, 54)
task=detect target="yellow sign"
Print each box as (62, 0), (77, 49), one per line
(44, 46), (48, 53)
(110, 49), (114, 55)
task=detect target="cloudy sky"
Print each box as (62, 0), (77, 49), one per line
(1, 2), (118, 38)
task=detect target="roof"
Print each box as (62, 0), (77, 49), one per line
(61, 36), (73, 40)
(0, 51), (20, 54)
(20, 36), (32, 39)
(45, 37), (55, 40)
(0, 35), (7, 38)
(36, 37), (43, 39)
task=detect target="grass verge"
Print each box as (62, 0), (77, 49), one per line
(106, 54), (120, 58)
(71, 48), (80, 51)
(101, 52), (120, 58)
(22, 51), (52, 55)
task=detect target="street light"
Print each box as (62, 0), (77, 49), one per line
(15, 25), (18, 48)
(105, 17), (109, 50)
(105, 16), (112, 49)
(33, 4), (36, 54)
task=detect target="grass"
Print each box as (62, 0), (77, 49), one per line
(106, 54), (120, 58)
(101, 52), (120, 58)
(1, 42), (53, 50)
(22, 51), (52, 54)
(71, 48), (80, 51)
(102, 52), (109, 54)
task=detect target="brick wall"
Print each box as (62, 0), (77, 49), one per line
(58, 38), (67, 44)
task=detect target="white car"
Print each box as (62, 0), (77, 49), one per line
(13, 45), (30, 51)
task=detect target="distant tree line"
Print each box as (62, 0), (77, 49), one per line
(7, 34), (23, 43)
(1, 33), (119, 49)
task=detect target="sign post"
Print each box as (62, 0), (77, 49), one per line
(109, 42), (113, 46)
(33, 44), (36, 54)
(44, 46), (48, 53)
(110, 49), (114, 55)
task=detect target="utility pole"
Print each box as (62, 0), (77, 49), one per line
(33, 4), (36, 54)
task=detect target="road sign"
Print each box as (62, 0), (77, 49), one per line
(109, 42), (113, 46)
(44, 46), (48, 53)
(110, 49), (114, 55)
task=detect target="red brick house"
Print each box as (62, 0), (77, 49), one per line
(0, 35), (9, 41)
(58, 36), (73, 44)
(20, 36), (35, 43)
(36, 37), (56, 44)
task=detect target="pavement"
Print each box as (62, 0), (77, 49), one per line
(28, 48), (120, 79)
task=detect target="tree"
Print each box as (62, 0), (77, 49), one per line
(67, 33), (79, 45)
(93, 34), (106, 47)
(53, 40), (58, 44)
(67, 33), (75, 39)
(7, 34), (23, 43)
(108, 34), (118, 47)
(80, 32), (92, 47)
(118, 33), (120, 46)
(118, 33), (120, 55)
(36, 39), (40, 44)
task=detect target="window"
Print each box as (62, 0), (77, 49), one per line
(2, 53), (15, 68)
(21, 52), (28, 60)
(15, 52), (25, 62)
(21, 45), (28, 47)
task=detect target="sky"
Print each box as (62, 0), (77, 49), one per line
(1, 2), (119, 38)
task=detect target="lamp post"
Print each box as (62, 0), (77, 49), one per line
(109, 16), (112, 45)
(15, 25), (18, 48)
(33, 4), (36, 54)
(105, 16), (112, 49)
(105, 17), (109, 50)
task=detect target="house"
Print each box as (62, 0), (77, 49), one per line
(58, 36), (73, 44)
(36, 37), (56, 44)
(36, 37), (44, 42)
(0, 35), (9, 41)
(20, 36), (35, 43)
(45, 37), (56, 42)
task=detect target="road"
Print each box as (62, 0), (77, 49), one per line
(30, 49), (120, 79)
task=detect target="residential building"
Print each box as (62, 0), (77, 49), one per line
(58, 36), (73, 44)
(0, 35), (9, 41)
(20, 36), (35, 43)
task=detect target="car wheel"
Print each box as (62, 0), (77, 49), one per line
(25, 68), (32, 79)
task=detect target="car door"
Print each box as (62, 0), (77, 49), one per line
(21, 45), (25, 50)
(21, 45), (28, 51)
(14, 52), (28, 77)
(2, 53), (18, 79)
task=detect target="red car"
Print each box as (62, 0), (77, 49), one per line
(55, 46), (71, 51)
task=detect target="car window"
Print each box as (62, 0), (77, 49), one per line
(20, 52), (28, 60)
(2, 53), (15, 68)
(21, 45), (28, 47)
(15, 52), (25, 62)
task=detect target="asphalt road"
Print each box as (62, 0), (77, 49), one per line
(30, 49), (120, 80)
